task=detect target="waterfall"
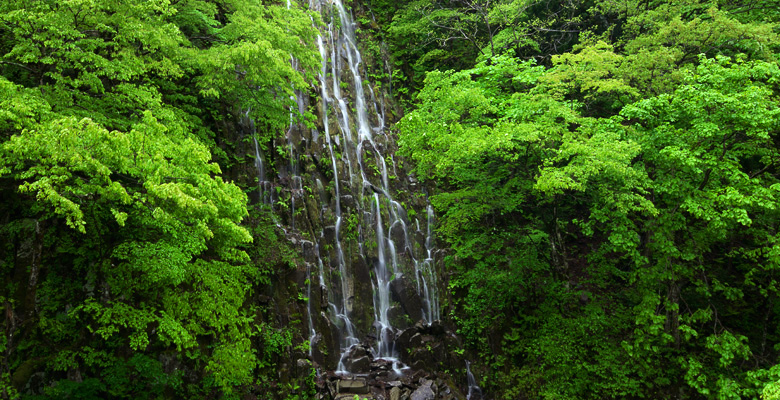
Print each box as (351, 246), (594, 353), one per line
(244, 0), (443, 374)
(372, 193), (394, 359)
(466, 361), (483, 400)
(241, 106), (274, 206)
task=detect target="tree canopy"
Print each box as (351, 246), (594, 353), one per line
(0, 0), (318, 398)
(394, 0), (780, 398)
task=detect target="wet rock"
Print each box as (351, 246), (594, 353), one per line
(351, 256), (375, 334)
(341, 194), (356, 209)
(335, 394), (372, 400)
(391, 201), (409, 224)
(409, 333), (423, 349)
(389, 222), (407, 252)
(390, 276), (424, 323)
(438, 376), (469, 400)
(349, 344), (369, 359)
(319, 285), (329, 310)
(338, 377), (370, 394)
(390, 386), (401, 400)
(323, 225), (337, 245)
(388, 305), (412, 330)
(346, 356), (371, 373)
(370, 358), (392, 371)
(311, 315), (341, 370)
(316, 179), (328, 205)
(296, 358), (313, 378)
(353, 256), (371, 286)
(409, 370), (430, 384)
(302, 240), (317, 262)
(415, 230), (425, 249)
(306, 195), (322, 230)
(426, 320), (446, 336)
(342, 343), (374, 373)
(410, 379), (435, 400)
(364, 211), (374, 231)
(394, 328), (416, 362)
(375, 370), (396, 381)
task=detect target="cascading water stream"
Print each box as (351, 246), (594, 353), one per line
(372, 193), (394, 359)
(466, 361), (483, 400)
(315, 21), (361, 374)
(422, 205), (440, 323)
(300, 0), (441, 374)
(239, 0), (441, 375)
(243, 107), (274, 206)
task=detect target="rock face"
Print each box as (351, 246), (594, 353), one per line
(252, 0), (451, 380)
(392, 321), (462, 374)
(230, 0), (466, 397)
(341, 344), (373, 373)
(390, 276), (425, 324)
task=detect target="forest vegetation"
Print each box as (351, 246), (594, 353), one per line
(0, 0), (319, 398)
(387, 0), (780, 398)
(1, 0), (780, 399)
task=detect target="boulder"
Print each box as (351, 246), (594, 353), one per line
(390, 386), (401, 400)
(341, 344), (373, 373)
(311, 315), (341, 370)
(410, 379), (435, 400)
(395, 327), (417, 354)
(335, 394), (374, 400)
(345, 355), (371, 373)
(337, 377), (370, 394)
(409, 333), (423, 349)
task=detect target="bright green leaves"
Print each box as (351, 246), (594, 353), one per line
(533, 55), (780, 399)
(543, 41), (639, 112)
(0, 84), (253, 364)
(189, 1), (320, 133)
(0, 0), (320, 136)
(2, 117), (128, 233)
(0, 0), (317, 395)
(398, 55), (563, 249)
(0, 106), (247, 240)
(399, 55), (554, 181)
(401, 36), (780, 396)
(622, 56), (780, 234)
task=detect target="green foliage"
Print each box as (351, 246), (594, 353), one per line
(398, 6), (780, 394)
(0, 0), (318, 397)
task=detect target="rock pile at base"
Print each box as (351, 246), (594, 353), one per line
(313, 322), (471, 400)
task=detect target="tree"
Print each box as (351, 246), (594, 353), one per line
(0, 0), (319, 397)
(399, 48), (780, 398)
